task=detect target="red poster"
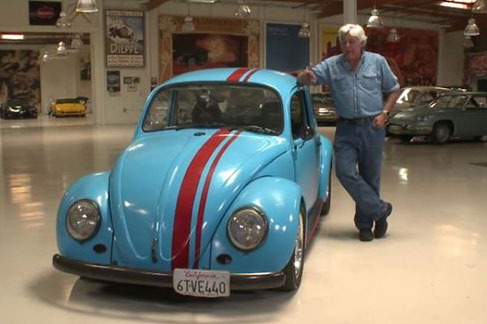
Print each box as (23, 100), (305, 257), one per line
(366, 27), (439, 87)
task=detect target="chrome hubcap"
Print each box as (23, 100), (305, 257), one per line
(293, 211), (304, 280)
(436, 126), (449, 142)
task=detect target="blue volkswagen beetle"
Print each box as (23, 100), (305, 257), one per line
(53, 68), (333, 297)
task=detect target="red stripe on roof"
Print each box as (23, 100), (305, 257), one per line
(242, 68), (259, 82)
(192, 130), (242, 269)
(226, 68), (249, 82)
(171, 129), (230, 270)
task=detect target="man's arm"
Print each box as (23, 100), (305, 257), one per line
(372, 89), (400, 128)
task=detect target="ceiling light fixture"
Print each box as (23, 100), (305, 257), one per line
(57, 41), (67, 55)
(387, 28), (400, 42)
(56, 11), (71, 28)
(70, 33), (84, 49)
(439, 1), (469, 9)
(181, 2), (195, 33)
(76, 0), (98, 13)
(298, 23), (311, 38)
(464, 17), (480, 36)
(187, 0), (218, 3)
(367, 8), (383, 28)
(234, 0), (251, 19)
(1, 34), (25, 40)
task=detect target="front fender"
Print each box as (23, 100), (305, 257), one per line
(209, 177), (301, 273)
(318, 135), (333, 200)
(56, 172), (113, 265)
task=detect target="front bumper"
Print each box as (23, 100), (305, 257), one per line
(53, 254), (285, 290)
(387, 123), (433, 136)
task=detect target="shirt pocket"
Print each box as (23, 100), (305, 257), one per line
(361, 72), (381, 92)
(331, 74), (348, 93)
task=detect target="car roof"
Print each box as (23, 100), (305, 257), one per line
(161, 68), (298, 95)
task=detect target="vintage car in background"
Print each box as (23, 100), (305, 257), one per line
(311, 92), (337, 125)
(388, 92), (487, 144)
(50, 97), (87, 117)
(391, 86), (451, 117)
(0, 98), (38, 119)
(52, 68), (333, 297)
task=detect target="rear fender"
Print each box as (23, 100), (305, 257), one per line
(56, 172), (113, 265)
(209, 177), (301, 273)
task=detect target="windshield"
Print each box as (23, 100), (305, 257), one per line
(56, 98), (81, 104)
(429, 95), (467, 109)
(396, 89), (420, 104)
(142, 84), (283, 135)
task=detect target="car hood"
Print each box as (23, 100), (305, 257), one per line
(391, 107), (432, 120)
(110, 129), (288, 270)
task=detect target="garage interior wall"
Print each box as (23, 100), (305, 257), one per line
(0, 0), (466, 125)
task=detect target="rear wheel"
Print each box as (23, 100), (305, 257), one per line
(281, 206), (305, 291)
(433, 122), (451, 144)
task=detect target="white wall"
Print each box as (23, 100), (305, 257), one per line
(437, 30), (465, 87)
(0, 0), (469, 125)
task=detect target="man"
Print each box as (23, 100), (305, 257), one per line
(297, 24), (400, 242)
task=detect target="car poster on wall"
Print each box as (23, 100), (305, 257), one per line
(105, 10), (145, 67)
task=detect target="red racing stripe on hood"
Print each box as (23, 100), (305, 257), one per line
(193, 130), (242, 269)
(226, 68), (249, 82)
(171, 128), (230, 270)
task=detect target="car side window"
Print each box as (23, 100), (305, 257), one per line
(470, 96), (487, 109)
(290, 91), (310, 140)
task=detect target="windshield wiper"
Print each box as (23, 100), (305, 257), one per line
(231, 125), (280, 135)
(167, 122), (227, 131)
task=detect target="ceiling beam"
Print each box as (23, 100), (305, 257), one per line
(145, 0), (170, 11)
(318, 0), (411, 19)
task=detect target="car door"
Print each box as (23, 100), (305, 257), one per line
(290, 89), (320, 215)
(455, 95), (487, 137)
(465, 95), (487, 136)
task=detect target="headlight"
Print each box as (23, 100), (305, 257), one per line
(227, 207), (267, 251)
(66, 199), (101, 242)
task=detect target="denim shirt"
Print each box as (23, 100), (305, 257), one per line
(311, 51), (399, 119)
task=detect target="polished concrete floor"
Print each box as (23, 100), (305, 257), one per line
(0, 123), (486, 324)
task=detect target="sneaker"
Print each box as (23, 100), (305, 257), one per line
(374, 202), (393, 238)
(359, 228), (374, 242)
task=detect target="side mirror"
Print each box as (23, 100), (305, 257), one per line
(302, 125), (315, 140)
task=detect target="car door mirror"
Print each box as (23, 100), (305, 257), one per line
(301, 125), (315, 140)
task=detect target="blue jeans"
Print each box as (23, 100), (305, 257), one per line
(334, 118), (388, 230)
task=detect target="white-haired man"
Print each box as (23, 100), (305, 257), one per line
(298, 24), (400, 242)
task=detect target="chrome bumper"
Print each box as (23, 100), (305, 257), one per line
(53, 254), (285, 290)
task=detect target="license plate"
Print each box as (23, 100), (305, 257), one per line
(173, 269), (230, 297)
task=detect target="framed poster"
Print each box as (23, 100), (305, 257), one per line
(159, 16), (260, 83)
(265, 23), (309, 75)
(29, 1), (61, 26)
(107, 71), (121, 92)
(105, 10), (145, 67)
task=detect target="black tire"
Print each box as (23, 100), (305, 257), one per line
(281, 205), (305, 291)
(433, 122), (451, 144)
(321, 163), (332, 216)
(400, 135), (412, 143)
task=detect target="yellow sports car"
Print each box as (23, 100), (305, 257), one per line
(51, 98), (87, 117)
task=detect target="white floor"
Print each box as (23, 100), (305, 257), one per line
(0, 123), (486, 324)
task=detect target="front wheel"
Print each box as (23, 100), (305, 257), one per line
(433, 122), (451, 144)
(400, 135), (412, 143)
(281, 206), (305, 291)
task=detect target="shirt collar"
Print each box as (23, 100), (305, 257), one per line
(339, 50), (368, 72)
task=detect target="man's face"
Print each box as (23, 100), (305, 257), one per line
(340, 34), (362, 63)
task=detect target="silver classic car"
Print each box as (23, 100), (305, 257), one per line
(391, 86), (451, 117)
(387, 92), (487, 144)
(311, 92), (337, 124)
